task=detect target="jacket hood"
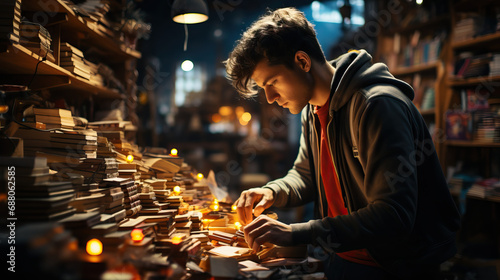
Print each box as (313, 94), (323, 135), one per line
(328, 49), (414, 111)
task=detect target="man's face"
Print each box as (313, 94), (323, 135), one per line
(251, 58), (313, 114)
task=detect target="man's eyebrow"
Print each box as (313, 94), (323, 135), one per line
(261, 75), (277, 87)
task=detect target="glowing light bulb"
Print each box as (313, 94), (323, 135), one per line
(86, 239), (103, 256)
(131, 229), (144, 242)
(173, 185), (181, 194)
(170, 148), (178, 157)
(126, 154), (134, 163)
(197, 173), (204, 180)
(231, 205), (237, 211)
(181, 60), (194, 72)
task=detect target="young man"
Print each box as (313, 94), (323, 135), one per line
(225, 7), (460, 280)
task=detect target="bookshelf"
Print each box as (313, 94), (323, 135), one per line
(374, 1), (449, 156)
(441, 0), (500, 179)
(0, 0), (142, 127)
(375, 2), (500, 270)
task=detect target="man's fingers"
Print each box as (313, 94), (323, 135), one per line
(243, 216), (269, 251)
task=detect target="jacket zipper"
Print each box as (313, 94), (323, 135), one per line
(326, 113), (350, 214)
(311, 112), (325, 218)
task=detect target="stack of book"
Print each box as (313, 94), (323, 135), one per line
(99, 178), (129, 223)
(60, 42), (96, 80)
(453, 15), (482, 42)
(0, 0), (20, 45)
(1, 157), (76, 221)
(122, 183), (141, 217)
(89, 120), (142, 161)
(454, 53), (493, 78)
(19, 21), (52, 59)
(190, 211), (203, 231)
(118, 162), (139, 179)
(101, 185), (124, 215)
(56, 157), (119, 182)
(59, 211), (102, 242)
(77, 0), (110, 22)
(473, 111), (500, 143)
(138, 184), (163, 215)
(174, 213), (192, 231)
(467, 178), (500, 199)
(490, 53), (500, 77)
(69, 191), (105, 213)
(23, 107), (75, 129)
(96, 136), (117, 158)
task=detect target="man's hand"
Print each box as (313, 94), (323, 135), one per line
(243, 215), (293, 252)
(235, 188), (275, 225)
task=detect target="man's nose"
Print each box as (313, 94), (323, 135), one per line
(265, 87), (279, 104)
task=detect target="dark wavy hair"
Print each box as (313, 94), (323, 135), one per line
(224, 7), (326, 97)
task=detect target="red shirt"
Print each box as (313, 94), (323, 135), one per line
(314, 98), (378, 267)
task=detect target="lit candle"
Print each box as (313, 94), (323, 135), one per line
(131, 229), (144, 242)
(173, 185), (181, 195)
(86, 238), (103, 256)
(234, 222), (242, 231)
(197, 173), (204, 180)
(170, 148), (178, 157)
(231, 205), (237, 212)
(126, 154), (134, 163)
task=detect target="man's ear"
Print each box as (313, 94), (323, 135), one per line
(294, 51), (311, 72)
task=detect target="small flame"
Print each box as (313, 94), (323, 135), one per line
(86, 239), (103, 256)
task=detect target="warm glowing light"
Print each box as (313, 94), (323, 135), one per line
(131, 229), (144, 242)
(173, 185), (181, 194)
(170, 148), (178, 156)
(416, 0), (423, 4)
(231, 205), (237, 211)
(218, 106), (233, 116)
(213, 199), (218, 205)
(172, 235), (183, 245)
(197, 173), (204, 180)
(235, 106), (245, 118)
(0, 105), (8, 114)
(181, 60), (194, 72)
(173, 13), (208, 24)
(235, 222), (242, 230)
(126, 154), (134, 163)
(211, 113), (222, 123)
(213, 204), (219, 211)
(241, 112), (252, 122)
(86, 239), (103, 256)
(239, 119), (249, 126)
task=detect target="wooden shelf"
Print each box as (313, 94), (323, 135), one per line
(448, 75), (500, 87)
(22, 0), (141, 62)
(452, 32), (500, 51)
(391, 62), (438, 76)
(446, 140), (500, 148)
(0, 44), (123, 99)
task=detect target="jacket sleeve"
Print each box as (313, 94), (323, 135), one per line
(291, 94), (420, 252)
(262, 107), (316, 208)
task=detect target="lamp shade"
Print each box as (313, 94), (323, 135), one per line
(172, 0), (209, 24)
